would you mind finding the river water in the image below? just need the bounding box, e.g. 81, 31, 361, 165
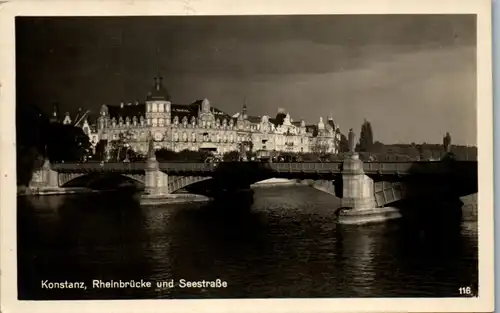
17, 186, 478, 299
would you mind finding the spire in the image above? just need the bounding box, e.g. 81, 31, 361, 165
242, 96, 248, 118
146, 44, 171, 101
154, 75, 163, 91
156, 45, 161, 75
50, 103, 60, 123
154, 44, 163, 91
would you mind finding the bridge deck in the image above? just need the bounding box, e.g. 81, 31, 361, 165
51, 160, 477, 176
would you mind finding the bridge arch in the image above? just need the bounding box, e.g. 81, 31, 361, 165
168, 176, 213, 193
59, 172, 145, 188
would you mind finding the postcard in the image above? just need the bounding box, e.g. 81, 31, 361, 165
0, 0, 494, 312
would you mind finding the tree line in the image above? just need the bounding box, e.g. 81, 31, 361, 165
17, 103, 92, 186
351, 120, 476, 161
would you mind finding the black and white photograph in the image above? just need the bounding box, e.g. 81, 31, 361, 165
0, 0, 494, 312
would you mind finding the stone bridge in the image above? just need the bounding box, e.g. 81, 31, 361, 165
29, 153, 477, 225
54, 171, 212, 195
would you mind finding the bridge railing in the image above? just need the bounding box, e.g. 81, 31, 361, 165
159, 162, 216, 172
51, 160, 476, 177
363, 162, 414, 173
52, 162, 147, 171
52, 162, 218, 173
271, 162, 343, 172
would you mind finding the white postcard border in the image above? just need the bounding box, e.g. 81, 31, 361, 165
0, 0, 493, 312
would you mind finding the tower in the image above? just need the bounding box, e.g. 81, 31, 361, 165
242, 103, 248, 120
50, 103, 60, 123
145, 75, 171, 141
242, 97, 248, 120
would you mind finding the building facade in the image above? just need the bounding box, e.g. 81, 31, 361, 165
65, 76, 342, 157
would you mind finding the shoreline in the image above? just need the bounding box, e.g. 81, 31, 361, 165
17, 185, 478, 220
17, 186, 97, 196
250, 178, 299, 188
19, 178, 301, 196
138, 193, 211, 205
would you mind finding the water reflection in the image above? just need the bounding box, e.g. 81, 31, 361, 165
17, 186, 478, 299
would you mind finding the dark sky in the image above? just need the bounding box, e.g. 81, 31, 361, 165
16, 15, 476, 145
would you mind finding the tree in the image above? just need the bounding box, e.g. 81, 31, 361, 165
443, 132, 452, 153
46, 123, 91, 163
155, 148, 210, 162
223, 150, 240, 162
108, 131, 133, 162
93, 140, 108, 161
311, 139, 329, 155
338, 134, 349, 153
371, 141, 385, 154
358, 119, 374, 152
177, 149, 210, 161
16, 103, 92, 184
246, 150, 257, 160
16, 103, 49, 185
156, 148, 179, 161
299, 152, 318, 162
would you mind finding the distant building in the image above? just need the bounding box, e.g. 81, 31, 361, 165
60, 76, 342, 156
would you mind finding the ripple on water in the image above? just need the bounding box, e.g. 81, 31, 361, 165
17, 186, 478, 299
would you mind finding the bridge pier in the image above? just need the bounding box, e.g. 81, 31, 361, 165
138, 155, 209, 205
140, 156, 172, 204
23, 159, 92, 196
337, 153, 401, 225
30, 159, 60, 189
144, 158, 170, 196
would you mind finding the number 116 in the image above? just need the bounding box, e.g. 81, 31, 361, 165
459, 287, 472, 295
